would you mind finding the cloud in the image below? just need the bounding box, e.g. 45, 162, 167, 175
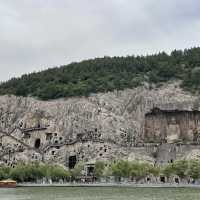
0, 0, 200, 81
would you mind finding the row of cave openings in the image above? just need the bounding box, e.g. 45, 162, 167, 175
33, 138, 77, 170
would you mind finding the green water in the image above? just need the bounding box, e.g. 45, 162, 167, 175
0, 187, 200, 200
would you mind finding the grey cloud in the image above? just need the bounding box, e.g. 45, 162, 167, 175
0, 0, 200, 81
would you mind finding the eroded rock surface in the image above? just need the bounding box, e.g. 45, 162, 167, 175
0, 82, 200, 168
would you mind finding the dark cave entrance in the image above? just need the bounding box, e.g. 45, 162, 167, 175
68, 156, 77, 169
87, 165, 94, 176
34, 138, 41, 149
175, 177, 179, 184
160, 176, 166, 183
147, 177, 151, 182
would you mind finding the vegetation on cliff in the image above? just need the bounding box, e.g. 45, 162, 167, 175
94, 160, 200, 181
0, 163, 70, 182
0, 47, 200, 100
1, 160, 200, 183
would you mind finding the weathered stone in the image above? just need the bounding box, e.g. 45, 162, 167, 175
0, 81, 200, 167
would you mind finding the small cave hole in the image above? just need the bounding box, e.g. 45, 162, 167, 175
160, 176, 166, 183
175, 178, 179, 183
34, 138, 41, 149
87, 166, 94, 176
37, 123, 41, 128
68, 156, 77, 169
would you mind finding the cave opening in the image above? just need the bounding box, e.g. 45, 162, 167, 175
147, 177, 151, 182
34, 138, 41, 149
68, 156, 77, 169
175, 178, 179, 184
87, 165, 94, 176
160, 176, 166, 183
46, 133, 53, 141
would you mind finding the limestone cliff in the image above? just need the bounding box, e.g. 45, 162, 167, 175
0, 81, 200, 168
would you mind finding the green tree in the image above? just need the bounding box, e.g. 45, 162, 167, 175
130, 162, 150, 179
0, 166, 10, 180
71, 162, 84, 180
111, 160, 131, 178
94, 161, 105, 178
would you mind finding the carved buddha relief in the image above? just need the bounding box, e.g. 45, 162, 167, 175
166, 117, 180, 143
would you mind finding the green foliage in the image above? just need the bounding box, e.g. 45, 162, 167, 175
94, 161, 105, 178
0, 166, 10, 180
182, 67, 200, 92
1, 163, 70, 182
102, 164, 113, 177
2, 160, 200, 182
47, 165, 70, 182
1, 47, 200, 100
130, 162, 160, 179
162, 160, 200, 180
130, 162, 147, 178
111, 161, 160, 179
146, 164, 161, 177
71, 162, 84, 179
188, 160, 200, 179
112, 160, 132, 178
162, 164, 175, 178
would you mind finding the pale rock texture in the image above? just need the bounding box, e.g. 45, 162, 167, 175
0, 81, 200, 167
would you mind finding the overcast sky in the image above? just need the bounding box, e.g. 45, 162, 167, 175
0, 0, 200, 81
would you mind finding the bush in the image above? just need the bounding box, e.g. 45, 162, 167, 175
94, 161, 105, 178
111, 160, 132, 178
2, 160, 200, 182
162, 160, 200, 180
8, 163, 70, 183
0, 166, 10, 180
71, 162, 84, 180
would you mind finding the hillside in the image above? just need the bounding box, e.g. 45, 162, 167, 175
0, 47, 200, 100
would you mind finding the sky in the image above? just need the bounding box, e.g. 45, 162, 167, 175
0, 0, 200, 81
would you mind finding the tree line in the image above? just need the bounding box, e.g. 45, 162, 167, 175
0, 47, 200, 100
1, 160, 200, 182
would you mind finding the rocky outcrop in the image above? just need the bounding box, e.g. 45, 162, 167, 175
0, 81, 200, 168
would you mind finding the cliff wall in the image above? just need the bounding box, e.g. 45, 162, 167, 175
0, 81, 200, 168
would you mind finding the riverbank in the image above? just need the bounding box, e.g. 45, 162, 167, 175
17, 183, 200, 188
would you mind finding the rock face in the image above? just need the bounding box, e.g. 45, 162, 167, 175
0, 81, 200, 168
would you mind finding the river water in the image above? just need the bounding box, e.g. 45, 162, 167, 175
0, 187, 200, 200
